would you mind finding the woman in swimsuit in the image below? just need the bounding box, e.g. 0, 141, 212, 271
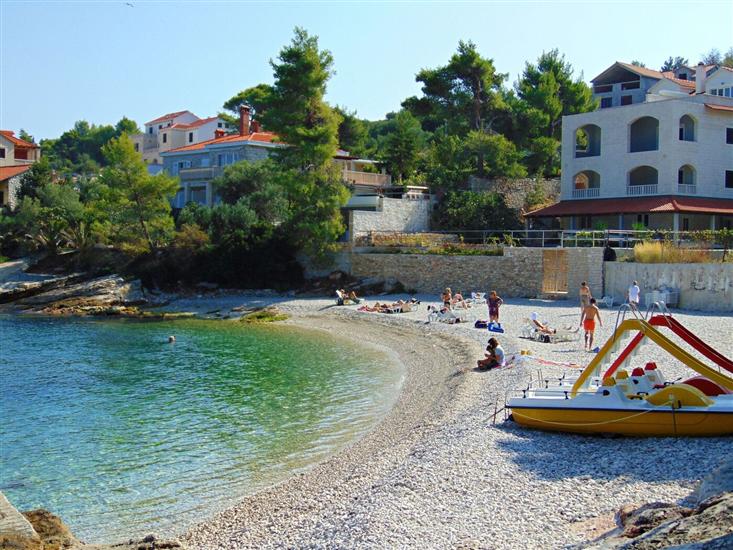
441, 287, 452, 309
579, 281, 592, 313
487, 290, 503, 323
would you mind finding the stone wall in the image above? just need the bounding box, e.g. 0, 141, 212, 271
566, 248, 605, 300
467, 177, 560, 210
604, 261, 733, 311
350, 197, 431, 239
350, 247, 543, 296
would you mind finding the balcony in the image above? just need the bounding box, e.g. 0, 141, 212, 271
179, 167, 222, 181
342, 169, 391, 186
677, 184, 697, 195
626, 184, 658, 196
571, 187, 600, 199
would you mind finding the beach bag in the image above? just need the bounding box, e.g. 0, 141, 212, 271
474, 320, 488, 329
488, 322, 504, 333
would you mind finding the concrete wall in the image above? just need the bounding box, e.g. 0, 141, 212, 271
350, 197, 431, 238
349, 247, 603, 298
604, 261, 733, 311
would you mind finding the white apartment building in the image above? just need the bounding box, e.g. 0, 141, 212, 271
528, 63, 733, 231
130, 110, 232, 172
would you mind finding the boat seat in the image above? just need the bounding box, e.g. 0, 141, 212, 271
632, 367, 645, 377
646, 384, 714, 408
683, 376, 731, 397
616, 370, 629, 380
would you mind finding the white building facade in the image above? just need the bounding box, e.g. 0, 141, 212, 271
529, 64, 733, 231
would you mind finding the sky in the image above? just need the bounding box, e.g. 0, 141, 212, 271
1, 0, 732, 141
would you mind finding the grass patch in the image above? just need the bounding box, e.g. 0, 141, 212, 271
633, 241, 712, 263
0, 255, 10, 264
240, 307, 289, 323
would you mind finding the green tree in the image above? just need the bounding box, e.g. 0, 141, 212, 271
265, 27, 348, 255
212, 159, 288, 222
526, 136, 560, 177
18, 157, 54, 200
18, 129, 34, 143
465, 131, 526, 179
724, 48, 733, 68
380, 110, 425, 183
221, 83, 275, 126
115, 117, 141, 135
701, 48, 722, 65
95, 135, 179, 253
432, 191, 521, 230
630, 60, 647, 68
335, 106, 368, 156
516, 49, 596, 140
660, 56, 689, 71
421, 135, 473, 192
403, 40, 507, 138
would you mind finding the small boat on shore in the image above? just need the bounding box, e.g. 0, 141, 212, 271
507, 308, 733, 437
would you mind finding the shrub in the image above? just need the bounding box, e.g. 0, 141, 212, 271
633, 241, 711, 263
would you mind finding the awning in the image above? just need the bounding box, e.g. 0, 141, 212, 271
705, 103, 733, 113
526, 195, 733, 218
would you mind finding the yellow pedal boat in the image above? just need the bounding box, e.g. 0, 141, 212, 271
507, 316, 733, 437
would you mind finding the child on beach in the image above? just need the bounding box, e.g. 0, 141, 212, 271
580, 298, 603, 351
487, 290, 503, 323
477, 337, 505, 370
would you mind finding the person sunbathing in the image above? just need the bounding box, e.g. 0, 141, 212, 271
530, 312, 556, 334
451, 291, 469, 309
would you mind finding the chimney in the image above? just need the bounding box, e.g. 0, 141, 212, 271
251, 120, 261, 133
239, 104, 251, 135
695, 62, 706, 94
214, 128, 226, 139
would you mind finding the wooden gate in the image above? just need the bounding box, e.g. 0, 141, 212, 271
542, 249, 568, 294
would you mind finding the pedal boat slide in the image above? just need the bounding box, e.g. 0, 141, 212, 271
507, 310, 733, 436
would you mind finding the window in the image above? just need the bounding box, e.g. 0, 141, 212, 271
159, 125, 163, 130
162, 133, 167, 143
0, 191, 4, 204
682, 218, 689, 231
637, 214, 649, 226
727, 128, 733, 144
600, 97, 612, 109
0, 148, 5, 158
134, 143, 139, 152
217, 122, 223, 128
148, 127, 153, 134
201, 157, 210, 167
630, 117, 659, 152
679, 115, 695, 142
727, 170, 733, 189
621, 95, 632, 106
188, 132, 193, 143
678, 169, 683, 185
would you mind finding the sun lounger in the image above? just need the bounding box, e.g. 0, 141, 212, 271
599, 295, 614, 308
470, 292, 486, 305
427, 305, 466, 324
521, 317, 579, 343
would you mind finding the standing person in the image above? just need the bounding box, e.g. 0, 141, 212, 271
580, 298, 603, 351
477, 337, 505, 370
627, 280, 641, 311
487, 290, 503, 324
441, 287, 452, 310
579, 281, 592, 312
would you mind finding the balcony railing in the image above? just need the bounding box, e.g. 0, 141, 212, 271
179, 166, 222, 181
677, 184, 697, 195
342, 170, 391, 186
571, 187, 600, 199
627, 184, 658, 196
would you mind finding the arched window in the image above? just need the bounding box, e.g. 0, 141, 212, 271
677, 164, 696, 187
679, 115, 696, 142
628, 166, 658, 192
572, 170, 600, 198
575, 124, 602, 158
629, 116, 659, 152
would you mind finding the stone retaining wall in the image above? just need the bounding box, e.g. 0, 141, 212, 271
604, 261, 733, 311
350, 197, 431, 238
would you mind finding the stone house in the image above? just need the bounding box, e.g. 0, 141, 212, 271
0, 130, 41, 209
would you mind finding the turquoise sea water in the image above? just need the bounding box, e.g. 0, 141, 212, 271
0, 315, 402, 543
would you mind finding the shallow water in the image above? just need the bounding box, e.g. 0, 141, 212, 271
0, 315, 402, 543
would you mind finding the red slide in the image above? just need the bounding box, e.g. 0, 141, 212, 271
604, 314, 733, 378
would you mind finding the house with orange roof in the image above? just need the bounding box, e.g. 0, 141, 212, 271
0, 131, 41, 209
130, 110, 233, 171
527, 62, 733, 232
161, 105, 406, 210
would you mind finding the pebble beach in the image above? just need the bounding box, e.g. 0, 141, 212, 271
167, 294, 733, 549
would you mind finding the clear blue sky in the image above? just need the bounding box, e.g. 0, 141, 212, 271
1, 0, 731, 140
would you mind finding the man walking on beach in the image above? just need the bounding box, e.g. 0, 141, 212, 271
580, 298, 603, 351
627, 280, 641, 311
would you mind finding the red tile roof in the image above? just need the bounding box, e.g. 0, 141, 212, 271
146, 110, 194, 125
0, 130, 39, 149
659, 73, 696, 89
705, 103, 733, 113
166, 131, 280, 153
0, 165, 32, 181
526, 196, 733, 217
